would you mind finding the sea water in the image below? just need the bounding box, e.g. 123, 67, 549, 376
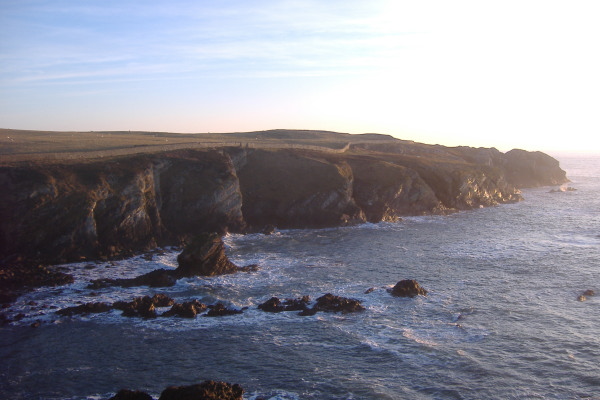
1, 155, 599, 400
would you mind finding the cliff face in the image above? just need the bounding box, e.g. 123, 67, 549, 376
235, 149, 365, 229
0, 150, 244, 264
0, 143, 568, 266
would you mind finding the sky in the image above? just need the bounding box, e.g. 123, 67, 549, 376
1, 0, 599, 153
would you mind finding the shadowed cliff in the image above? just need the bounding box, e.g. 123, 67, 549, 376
0, 130, 568, 267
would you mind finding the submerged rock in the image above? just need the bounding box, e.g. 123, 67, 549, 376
158, 380, 244, 400
389, 280, 428, 298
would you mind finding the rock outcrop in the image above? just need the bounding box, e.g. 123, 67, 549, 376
86, 233, 243, 291
389, 280, 428, 297
176, 233, 238, 277
299, 293, 365, 315
257, 296, 311, 313
159, 381, 244, 400
106, 381, 244, 400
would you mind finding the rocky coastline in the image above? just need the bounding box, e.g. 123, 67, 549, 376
0, 132, 568, 299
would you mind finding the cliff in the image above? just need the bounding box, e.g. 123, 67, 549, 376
0, 131, 568, 267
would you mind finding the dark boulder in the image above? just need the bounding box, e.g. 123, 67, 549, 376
176, 233, 238, 277
158, 380, 244, 400
57, 302, 112, 316
108, 389, 154, 400
162, 300, 207, 318
204, 302, 243, 317
302, 293, 365, 315
389, 279, 428, 297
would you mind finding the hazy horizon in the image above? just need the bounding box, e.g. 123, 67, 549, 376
2, 1, 599, 154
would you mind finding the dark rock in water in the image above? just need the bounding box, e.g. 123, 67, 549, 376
176, 233, 238, 277
0, 264, 74, 304
298, 307, 318, 316
162, 300, 208, 318
87, 234, 244, 290
131, 269, 178, 287
57, 302, 112, 316
389, 279, 428, 298
159, 380, 244, 400
108, 389, 153, 400
204, 302, 243, 317
578, 290, 595, 302
258, 296, 311, 313
257, 296, 283, 312
282, 296, 311, 311
151, 293, 176, 307
312, 293, 365, 314
364, 287, 375, 294
113, 294, 174, 319
88, 268, 177, 289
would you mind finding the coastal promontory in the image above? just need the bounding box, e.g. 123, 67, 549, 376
0, 129, 568, 268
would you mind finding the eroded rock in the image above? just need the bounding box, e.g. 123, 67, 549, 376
113, 294, 175, 319
158, 380, 244, 400
176, 233, 238, 277
162, 300, 208, 318
389, 280, 428, 298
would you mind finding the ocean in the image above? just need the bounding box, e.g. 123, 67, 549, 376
1, 154, 599, 400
